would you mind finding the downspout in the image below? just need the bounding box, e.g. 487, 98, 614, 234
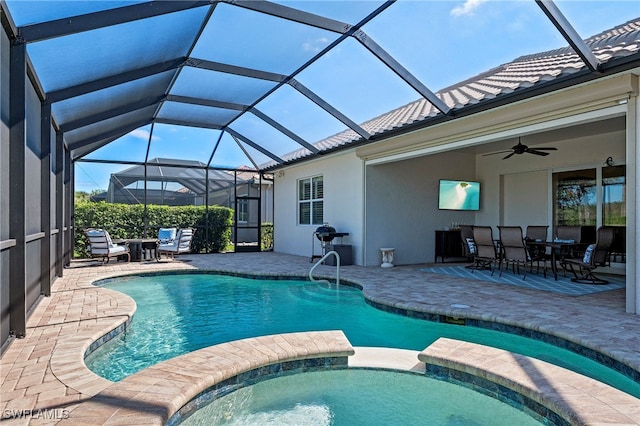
362, 159, 367, 266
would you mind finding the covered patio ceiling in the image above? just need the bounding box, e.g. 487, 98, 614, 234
2, 0, 638, 173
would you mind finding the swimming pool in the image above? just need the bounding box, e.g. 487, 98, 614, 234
85, 272, 640, 397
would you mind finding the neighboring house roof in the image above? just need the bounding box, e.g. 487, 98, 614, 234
265, 18, 640, 168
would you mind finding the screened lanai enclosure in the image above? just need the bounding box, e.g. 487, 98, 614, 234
85, 158, 274, 250
2, 0, 640, 344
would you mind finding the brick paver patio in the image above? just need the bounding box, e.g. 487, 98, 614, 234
1, 252, 638, 424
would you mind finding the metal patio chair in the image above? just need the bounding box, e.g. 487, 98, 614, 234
498, 226, 532, 280
562, 227, 615, 284
471, 226, 500, 275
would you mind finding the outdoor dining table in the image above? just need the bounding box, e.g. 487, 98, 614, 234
527, 240, 584, 280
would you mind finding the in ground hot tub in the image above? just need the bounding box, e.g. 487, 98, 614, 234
172, 368, 548, 426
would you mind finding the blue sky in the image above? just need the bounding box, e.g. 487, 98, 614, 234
57, 0, 639, 193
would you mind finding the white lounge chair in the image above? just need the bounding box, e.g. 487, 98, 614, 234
158, 228, 195, 259
85, 228, 130, 263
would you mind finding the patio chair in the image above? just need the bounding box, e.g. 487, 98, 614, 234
562, 226, 615, 284
498, 226, 533, 280
525, 225, 549, 276
555, 225, 587, 276
525, 225, 548, 242
556, 225, 585, 254
158, 228, 195, 259
459, 225, 476, 267
85, 228, 130, 263
471, 226, 500, 275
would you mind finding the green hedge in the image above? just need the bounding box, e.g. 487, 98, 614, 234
261, 223, 273, 251
74, 202, 233, 258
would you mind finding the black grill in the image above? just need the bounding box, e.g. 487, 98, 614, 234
315, 224, 337, 243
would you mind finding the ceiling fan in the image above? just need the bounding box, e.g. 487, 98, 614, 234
483, 138, 557, 160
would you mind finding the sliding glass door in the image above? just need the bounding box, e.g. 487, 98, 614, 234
552, 164, 626, 262
553, 168, 597, 227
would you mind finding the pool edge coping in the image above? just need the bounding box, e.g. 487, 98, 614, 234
419, 338, 640, 426
62, 330, 355, 425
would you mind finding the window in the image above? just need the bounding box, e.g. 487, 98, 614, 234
237, 198, 249, 223
298, 176, 323, 225
602, 165, 626, 226
553, 164, 626, 227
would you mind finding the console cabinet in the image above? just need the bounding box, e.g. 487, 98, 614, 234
434, 230, 463, 263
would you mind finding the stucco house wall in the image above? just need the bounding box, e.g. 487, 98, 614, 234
476, 127, 627, 229
364, 151, 476, 266
273, 151, 364, 264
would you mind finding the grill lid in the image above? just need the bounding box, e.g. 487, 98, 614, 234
315, 224, 337, 242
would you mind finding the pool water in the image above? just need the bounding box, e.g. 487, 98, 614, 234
86, 273, 640, 398
179, 369, 544, 426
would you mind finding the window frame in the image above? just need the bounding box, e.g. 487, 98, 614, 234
297, 175, 324, 226
236, 198, 249, 223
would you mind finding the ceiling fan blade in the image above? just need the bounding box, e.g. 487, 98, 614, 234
532, 147, 557, 151
526, 149, 550, 156
482, 150, 513, 157
502, 152, 516, 160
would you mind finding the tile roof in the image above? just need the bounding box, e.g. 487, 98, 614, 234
267, 18, 640, 168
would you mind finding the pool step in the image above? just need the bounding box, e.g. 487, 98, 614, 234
289, 283, 342, 302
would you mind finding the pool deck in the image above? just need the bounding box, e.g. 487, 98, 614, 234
1, 252, 639, 425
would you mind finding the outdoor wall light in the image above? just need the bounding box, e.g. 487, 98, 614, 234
604, 156, 614, 167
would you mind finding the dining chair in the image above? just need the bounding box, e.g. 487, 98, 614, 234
562, 226, 615, 284
555, 225, 587, 276
498, 226, 532, 280
556, 225, 586, 251
525, 225, 548, 242
471, 226, 499, 275
525, 225, 549, 276
459, 225, 475, 267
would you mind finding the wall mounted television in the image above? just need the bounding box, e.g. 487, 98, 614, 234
438, 179, 481, 211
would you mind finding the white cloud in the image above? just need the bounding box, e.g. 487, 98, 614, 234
303, 37, 330, 53
129, 128, 159, 141
451, 0, 488, 17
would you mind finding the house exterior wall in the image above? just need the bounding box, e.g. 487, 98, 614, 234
365, 151, 476, 266
273, 151, 363, 264
501, 170, 548, 231
272, 74, 638, 313
476, 129, 627, 228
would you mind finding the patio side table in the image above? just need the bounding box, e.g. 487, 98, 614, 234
127, 238, 160, 262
